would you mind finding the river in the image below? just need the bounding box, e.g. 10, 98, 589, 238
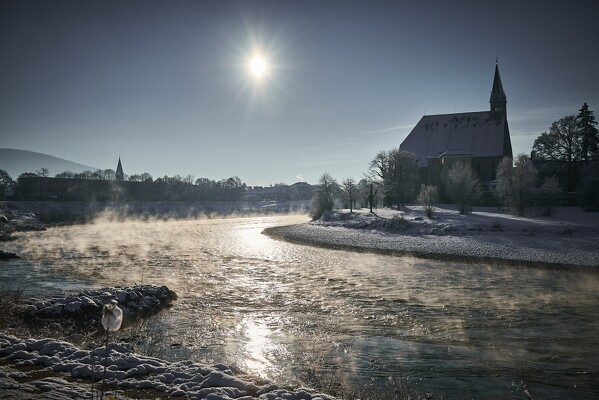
2, 214, 599, 399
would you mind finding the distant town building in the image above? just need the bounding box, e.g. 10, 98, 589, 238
116, 157, 124, 181
400, 62, 513, 194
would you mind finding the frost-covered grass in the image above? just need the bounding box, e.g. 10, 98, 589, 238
266, 205, 599, 268
0, 286, 24, 332
316, 204, 599, 235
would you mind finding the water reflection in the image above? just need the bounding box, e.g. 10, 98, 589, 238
2, 214, 599, 398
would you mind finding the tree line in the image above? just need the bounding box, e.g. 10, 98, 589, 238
310, 102, 598, 219
0, 168, 247, 202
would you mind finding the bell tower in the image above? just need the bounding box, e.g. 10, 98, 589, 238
490, 60, 507, 119
116, 157, 124, 181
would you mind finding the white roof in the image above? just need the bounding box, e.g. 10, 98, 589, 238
400, 111, 508, 167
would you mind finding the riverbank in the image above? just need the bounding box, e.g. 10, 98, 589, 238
0, 333, 334, 400
0, 284, 334, 400
264, 205, 599, 270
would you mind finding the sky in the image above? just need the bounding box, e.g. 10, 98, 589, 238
1, 0, 599, 186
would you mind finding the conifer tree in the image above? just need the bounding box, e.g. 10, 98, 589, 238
577, 102, 599, 161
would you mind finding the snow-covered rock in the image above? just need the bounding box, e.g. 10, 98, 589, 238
0, 333, 335, 400
22, 284, 178, 327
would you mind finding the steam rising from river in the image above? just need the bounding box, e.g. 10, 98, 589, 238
4, 214, 599, 398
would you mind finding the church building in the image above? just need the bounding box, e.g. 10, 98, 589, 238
400, 62, 513, 194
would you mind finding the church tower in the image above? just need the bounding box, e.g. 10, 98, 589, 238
489, 60, 507, 119
116, 157, 124, 181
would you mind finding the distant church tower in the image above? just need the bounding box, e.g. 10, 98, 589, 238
489, 60, 507, 119
116, 157, 124, 181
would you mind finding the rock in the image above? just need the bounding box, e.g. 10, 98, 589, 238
0, 250, 19, 261
80, 296, 97, 308
23, 284, 177, 329
64, 301, 82, 313
25, 305, 38, 314
117, 291, 128, 303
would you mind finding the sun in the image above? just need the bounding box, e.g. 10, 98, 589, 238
247, 53, 270, 81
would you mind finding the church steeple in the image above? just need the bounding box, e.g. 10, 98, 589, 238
490, 60, 507, 119
116, 157, 124, 181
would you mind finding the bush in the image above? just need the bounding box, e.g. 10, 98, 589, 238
417, 184, 438, 218
382, 215, 411, 232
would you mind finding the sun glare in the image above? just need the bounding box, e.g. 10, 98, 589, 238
248, 53, 270, 80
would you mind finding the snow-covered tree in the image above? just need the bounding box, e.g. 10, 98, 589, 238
447, 162, 481, 214
496, 154, 538, 216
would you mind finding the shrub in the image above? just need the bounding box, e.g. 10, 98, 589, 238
417, 184, 438, 218
382, 215, 411, 232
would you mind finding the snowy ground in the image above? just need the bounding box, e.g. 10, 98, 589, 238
265, 205, 599, 268
0, 333, 333, 400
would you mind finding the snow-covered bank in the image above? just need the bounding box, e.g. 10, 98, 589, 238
264, 206, 599, 269
0, 334, 333, 400
1, 284, 334, 399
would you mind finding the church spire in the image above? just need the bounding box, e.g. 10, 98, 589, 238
490, 60, 507, 118
116, 157, 124, 181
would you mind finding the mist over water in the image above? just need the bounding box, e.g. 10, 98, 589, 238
3, 214, 599, 398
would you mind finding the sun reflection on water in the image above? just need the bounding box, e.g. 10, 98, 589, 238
240, 316, 279, 378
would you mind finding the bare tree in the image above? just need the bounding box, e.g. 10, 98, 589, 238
97, 169, 116, 180
128, 174, 143, 182
309, 172, 340, 220
36, 168, 49, 177
447, 162, 482, 214
538, 175, 562, 216
496, 154, 538, 216
140, 172, 153, 182
532, 115, 581, 191
341, 177, 358, 212
55, 171, 75, 179
0, 170, 15, 199
368, 148, 419, 207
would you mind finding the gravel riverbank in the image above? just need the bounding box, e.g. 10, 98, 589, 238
264, 206, 599, 270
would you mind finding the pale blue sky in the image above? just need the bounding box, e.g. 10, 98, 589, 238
1, 0, 598, 185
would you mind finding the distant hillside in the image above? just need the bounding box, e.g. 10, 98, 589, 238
0, 149, 98, 179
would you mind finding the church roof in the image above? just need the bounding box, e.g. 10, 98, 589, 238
400, 111, 507, 167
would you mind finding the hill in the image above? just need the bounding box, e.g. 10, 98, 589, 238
0, 149, 98, 179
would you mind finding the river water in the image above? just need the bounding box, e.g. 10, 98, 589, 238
2, 214, 599, 399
